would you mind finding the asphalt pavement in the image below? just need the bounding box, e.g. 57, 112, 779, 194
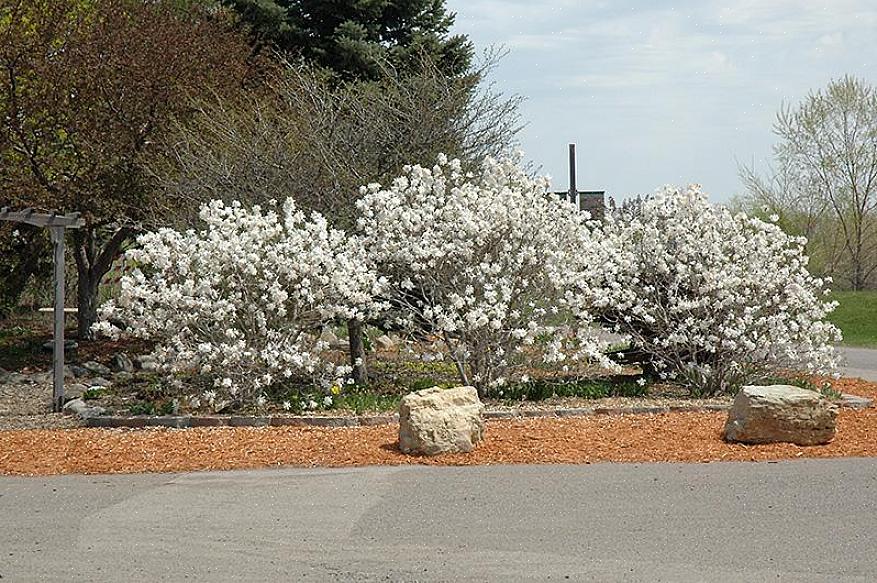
840, 346, 877, 381
3, 459, 877, 582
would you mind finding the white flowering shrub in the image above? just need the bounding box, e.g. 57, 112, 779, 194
583, 185, 841, 395
357, 155, 613, 395
94, 199, 386, 405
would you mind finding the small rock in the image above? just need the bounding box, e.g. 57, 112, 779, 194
374, 334, 396, 351
65, 383, 88, 399
399, 386, 485, 455
68, 365, 90, 378
41, 339, 78, 352
840, 394, 873, 410
29, 372, 52, 385
88, 377, 113, 388
319, 328, 340, 345
140, 358, 159, 372
82, 361, 111, 376
135, 355, 160, 372
62, 398, 105, 419
320, 327, 350, 349
724, 385, 837, 446
110, 353, 134, 373
62, 398, 84, 412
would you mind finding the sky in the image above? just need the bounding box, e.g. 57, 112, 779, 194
445, 0, 877, 202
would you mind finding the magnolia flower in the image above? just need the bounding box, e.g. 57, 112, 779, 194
579, 184, 840, 395
357, 154, 613, 394
93, 197, 387, 405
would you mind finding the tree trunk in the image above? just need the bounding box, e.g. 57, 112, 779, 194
72, 226, 131, 340
347, 318, 368, 386
75, 268, 101, 339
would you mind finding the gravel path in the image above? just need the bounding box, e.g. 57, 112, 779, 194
0, 378, 82, 430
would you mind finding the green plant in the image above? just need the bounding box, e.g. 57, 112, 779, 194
497, 377, 648, 404
819, 384, 844, 400
330, 392, 401, 414
128, 398, 176, 415
81, 387, 106, 400
761, 375, 819, 391
128, 401, 157, 415
408, 378, 444, 391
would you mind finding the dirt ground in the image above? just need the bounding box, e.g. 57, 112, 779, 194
1, 376, 874, 477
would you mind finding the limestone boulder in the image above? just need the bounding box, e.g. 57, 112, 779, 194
724, 385, 838, 446
399, 386, 484, 455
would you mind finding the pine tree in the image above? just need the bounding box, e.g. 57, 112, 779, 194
223, 0, 473, 79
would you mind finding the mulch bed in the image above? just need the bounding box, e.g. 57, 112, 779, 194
1, 376, 875, 477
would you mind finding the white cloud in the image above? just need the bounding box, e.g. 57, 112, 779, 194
446, 0, 877, 200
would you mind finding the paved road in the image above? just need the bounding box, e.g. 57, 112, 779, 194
3, 459, 877, 582
840, 347, 877, 381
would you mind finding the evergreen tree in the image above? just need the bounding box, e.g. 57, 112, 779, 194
223, 0, 473, 79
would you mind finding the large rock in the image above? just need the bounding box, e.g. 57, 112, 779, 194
399, 386, 484, 455
724, 385, 838, 446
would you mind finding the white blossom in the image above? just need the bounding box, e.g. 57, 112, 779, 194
357, 154, 613, 394
578, 184, 841, 395
94, 198, 386, 403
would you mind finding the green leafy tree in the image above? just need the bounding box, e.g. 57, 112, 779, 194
223, 0, 472, 80
740, 76, 877, 290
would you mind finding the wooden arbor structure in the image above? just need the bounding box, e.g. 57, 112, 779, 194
1, 207, 84, 411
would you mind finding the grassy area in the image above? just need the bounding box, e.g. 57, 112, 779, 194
828, 291, 877, 348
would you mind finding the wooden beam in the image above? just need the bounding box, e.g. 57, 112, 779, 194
0, 207, 84, 228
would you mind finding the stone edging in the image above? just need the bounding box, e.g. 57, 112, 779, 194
81, 393, 873, 429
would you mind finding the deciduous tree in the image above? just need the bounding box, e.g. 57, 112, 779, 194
0, 0, 255, 337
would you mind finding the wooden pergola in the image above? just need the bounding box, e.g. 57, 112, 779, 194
1, 207, 85, 411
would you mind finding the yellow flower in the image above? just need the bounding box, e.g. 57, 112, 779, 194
330, 384, 341, 395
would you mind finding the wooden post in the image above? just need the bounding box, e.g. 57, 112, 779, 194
2, 208, 83, 412
50, 226, 66, 412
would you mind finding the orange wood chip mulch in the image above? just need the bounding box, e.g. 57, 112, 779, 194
1, 377, 876, 477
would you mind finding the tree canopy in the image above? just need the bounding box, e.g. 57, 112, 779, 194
740, 76, 877, 290
222, 0, 473, 80
0, 0, 256, 336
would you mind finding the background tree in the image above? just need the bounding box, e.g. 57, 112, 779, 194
222, 0, 472, 80
0, 226, 50, 318
152, 54, 520, 228
737, 157, 845, 279
0, 0, 255, 337
740, 76, 877, 290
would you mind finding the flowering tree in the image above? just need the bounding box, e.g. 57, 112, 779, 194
95, 199, 386, 406
357, 155, 613, 395
584, 185, 841, 395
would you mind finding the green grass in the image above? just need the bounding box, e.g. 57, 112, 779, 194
828, 291, 877, 348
